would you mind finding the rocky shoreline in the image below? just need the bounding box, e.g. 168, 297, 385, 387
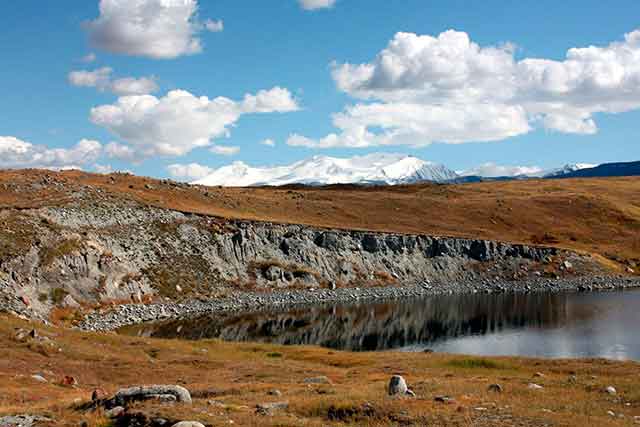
79, 275, 640, 332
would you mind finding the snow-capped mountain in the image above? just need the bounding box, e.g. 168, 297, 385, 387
194, 154, 458, 187
542, 163, 599, 178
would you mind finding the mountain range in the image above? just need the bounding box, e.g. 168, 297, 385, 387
194, 154, 639, 187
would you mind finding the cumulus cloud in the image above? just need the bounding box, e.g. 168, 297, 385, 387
460, 163, 544, 178
291, 28, 640, 148
69, 67, 158, 95
90, 87, 299, 159
85, 0, 222, 59
0, 136, 102, 170
104, 141, 138, 162
298, 0, 336, 10
167, 163, 215, 180
260, 138, 276, 147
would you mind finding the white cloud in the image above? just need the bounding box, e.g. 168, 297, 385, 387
167, 163, 215, 180
94, 164, 113, 174
460, 163, 544, 178
90, 87, 299, 159
204, 19, 224, 32
260, 138, 276, 147
241, 87, 300, 113
288, 102, 529, 148
68, 67, 113, 91
104, 141, 138, 162
292, 28, 640, 148
68, 68, 158, 95
210, 145, 240, 156
110, 77, 159, 96
298, 0, 336, 10
85, 0, 220, 59
0, 136, 102, 169
81, 52, 97, 63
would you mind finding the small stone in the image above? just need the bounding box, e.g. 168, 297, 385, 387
607, 411, 616, 417
256, 401, 289, 416
267, 389, 282, 397
488, 384, 503, 393
31, 374, 47, 383
304, 376, 332, 385
61, 376, 78, 386
533, 372, 545, 378
388, 375, 408, 396
434, 395, 456, 404
528, 383, 543, 390
172, 423, 205, 427
605, 386, 617, 395
92, 388, 107, 401
105, 406, 125, 418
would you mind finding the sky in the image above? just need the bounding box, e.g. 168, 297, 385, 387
1, 0, 640, 180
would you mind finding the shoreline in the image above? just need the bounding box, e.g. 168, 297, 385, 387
79, 275, 640, 332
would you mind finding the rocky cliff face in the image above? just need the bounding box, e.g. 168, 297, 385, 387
0, 199, 599, 319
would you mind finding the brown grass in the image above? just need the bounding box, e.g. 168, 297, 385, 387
1, 315, 639, 426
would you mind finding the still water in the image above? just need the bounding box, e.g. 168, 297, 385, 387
123, 289, 640, 360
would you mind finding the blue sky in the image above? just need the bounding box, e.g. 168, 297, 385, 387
1, 0, 640, 179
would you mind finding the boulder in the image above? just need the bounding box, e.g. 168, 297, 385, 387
488, 384, 503, 393
388, 375, 408, 396
264, 265, 283, 282
112, 385, 192, 407
105, 406, 125, 418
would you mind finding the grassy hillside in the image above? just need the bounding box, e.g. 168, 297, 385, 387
2, 314, 639, 426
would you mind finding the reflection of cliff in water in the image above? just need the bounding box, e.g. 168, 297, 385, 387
127, 292, 572, 351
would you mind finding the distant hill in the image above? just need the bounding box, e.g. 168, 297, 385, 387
552, 161, 640, 179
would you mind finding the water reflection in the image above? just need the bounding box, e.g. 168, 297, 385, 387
122, 289, 640, 360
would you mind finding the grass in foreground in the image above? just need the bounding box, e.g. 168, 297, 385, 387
1, 315, 639, 426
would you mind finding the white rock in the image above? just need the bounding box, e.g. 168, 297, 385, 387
388, 375, 408, 396
605, 386, 617, 395
31, 374, 47, 383
172, 423, 205, 427
528, 383, 543, 390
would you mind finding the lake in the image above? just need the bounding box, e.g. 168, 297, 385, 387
122, 289, 640, 360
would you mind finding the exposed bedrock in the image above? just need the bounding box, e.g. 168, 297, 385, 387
0, 202, 600, 319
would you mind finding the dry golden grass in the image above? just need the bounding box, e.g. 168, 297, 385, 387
1, 314, 639, 426
2, 169, 640, 272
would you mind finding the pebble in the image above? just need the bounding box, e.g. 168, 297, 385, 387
528, 383, 543, 390
31, 375, 47, 383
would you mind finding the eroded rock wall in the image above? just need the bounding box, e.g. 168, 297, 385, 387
0, 201, 596, 319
